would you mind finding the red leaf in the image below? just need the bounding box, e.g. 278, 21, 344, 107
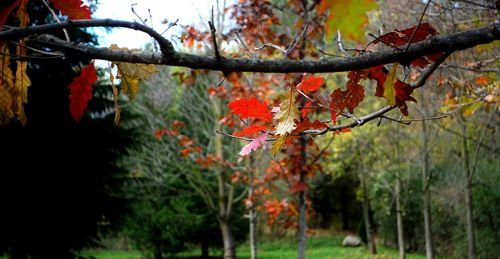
293, 119, 328, 133
329, 71, 365, 124
50, 0, 92, 20
228, 97, 272, 122
373, 23, 438, 46
297, 74, 324, 93
69, 64, 97, 122
373, 23, 442, 67
370, 66, 416, 116
233, 125, 268, 137
300, 101, 314, 119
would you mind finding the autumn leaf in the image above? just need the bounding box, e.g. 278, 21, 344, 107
228, 97, 273, 122
233, 125, 268, 137
49, 0, 92, 20
115, 62, 158, 100
383, 63, 398, 106
0, 87, 13, 126
373, 23, 442, 67
239, 133, 268, 156
69, 64, 97, 122
296, 74, 324, 93
274, 90, 299, 135
373, 23, 438, 46
272, 134, 287, 156
0, 43, 15, 126
329, 71, 365, 124
293, 119, 328, 133
12, 60, 31, 125
318, 0, 378, 42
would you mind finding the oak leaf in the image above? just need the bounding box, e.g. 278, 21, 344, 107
49, 0, 92, 20
228, 97, 273, 122
69, 64, 97, 122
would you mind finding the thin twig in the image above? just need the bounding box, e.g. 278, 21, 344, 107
381, 114, 448, 125
404, 0, 432, 52
208, 6, 221, 62
215, 130, 275, 142
285, 25, 308, 57
40, 0, 70, 42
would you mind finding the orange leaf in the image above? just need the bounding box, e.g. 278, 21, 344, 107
297, 74, 324, 93
475, 76, 489, 86
228, 97, 272, 122
69, 64, 97, 122
50, 0, 92, 20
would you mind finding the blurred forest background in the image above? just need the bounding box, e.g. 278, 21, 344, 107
0, 0, 498, 259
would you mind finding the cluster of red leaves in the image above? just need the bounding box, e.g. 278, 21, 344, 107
68, 64, 97, 122
372, 23, 443, 67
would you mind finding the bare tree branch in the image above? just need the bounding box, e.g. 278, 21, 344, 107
0, 19, 496, 73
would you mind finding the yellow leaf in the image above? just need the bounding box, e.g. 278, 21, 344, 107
461, 101, 482, 117
110, 44, 158, 100
272, 135, 287, 157
319, 0, 378, 43
383, 63, 398, 107
274, 90, 299, 136
0, 43, 15, 126
115, 63, 158, 100
0, 86, 14, 126
12, 60, 31, 125
0, 43, 14, 89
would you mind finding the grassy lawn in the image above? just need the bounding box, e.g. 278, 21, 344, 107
81, 236, 426, 259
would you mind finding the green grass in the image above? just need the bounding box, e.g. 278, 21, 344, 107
81, 236, 427, 259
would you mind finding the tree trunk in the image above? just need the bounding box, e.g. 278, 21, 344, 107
459, 114, 476, 259
361, 174, 377, 254
201, 239, 209, 259
248, 156, 258, 259
297, 137, 307, 259
219, 218, 236, 259
395, 170, 405, 259
421, 119, 434, 259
